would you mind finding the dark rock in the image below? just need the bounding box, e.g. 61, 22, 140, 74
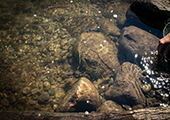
38, 92, 50, 103
130, 0, 170, 30
1, 98, 9, 107
75, 32, 120, 78
9, 95, 16, 104
119, 26, 159, 65
57, 77, 101, 112
105, 62, 146, 108
97, 100, 123, 112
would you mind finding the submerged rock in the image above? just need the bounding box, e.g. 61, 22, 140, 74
1, 98, 9, 107
130, 0, 170, 30
31, 88, 39, 95
43, 81, 51, 91
22, 87, 31, 95
101, 19, 120, 36
57, 77, 101, 112
96, 100, 123, 112
38, 92, 50, 103
75, 32, 120, 78
105, 62, 146, 108
119, 26, 159, 66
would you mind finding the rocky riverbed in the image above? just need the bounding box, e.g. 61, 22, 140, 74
0, 0, 169, 115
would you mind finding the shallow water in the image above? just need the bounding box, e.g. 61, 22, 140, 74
0, 0, 167, 112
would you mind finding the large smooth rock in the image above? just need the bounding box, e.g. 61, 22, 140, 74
119, 26, 159, 65
105, 62, 146, 108
76, 32, 120, 78
57, 77, 101, 112
130, 0, 170, 30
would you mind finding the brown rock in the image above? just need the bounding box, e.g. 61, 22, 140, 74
97, 100, 123, 112
57, 77, 101, 112
77, 32, 120, 78
54, 87, 65, 104
130, 0, 170, 30
119, 26, 159, 65
105, 62, 146, 108
101, 1, 131, 25
101, 19, 120, 36
43, 81, 51, 91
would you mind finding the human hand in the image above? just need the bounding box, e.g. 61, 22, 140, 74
158, 33, 170, 58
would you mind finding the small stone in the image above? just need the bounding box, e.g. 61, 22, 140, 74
54, 87, 65, 100
113, 14, 118, 18
1, 98, 9, 106
53, 104, 58, 110
28, 99, 37, 105
85, 111, 89, 115
36, 36, 41, 41
31, 88, 39, 94
22, 87, 31, 95
43, 81, 51, 91
9, 95, 16, 103
49, 89, 55, 96
38, 92, 50, 103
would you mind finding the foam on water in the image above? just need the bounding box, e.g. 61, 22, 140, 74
139, 50, 170, 98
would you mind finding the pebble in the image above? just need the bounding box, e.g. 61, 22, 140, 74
22, 87, 31, 95
113, 14, 118, 18
31, 88, 39, 94
43, 81, 51, 91
49, 88, 55, 96
85, 111, 89, 115
38, 92, 50, 103
1, 98, 9, 106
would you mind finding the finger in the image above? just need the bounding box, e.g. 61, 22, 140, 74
160, 33, 170, 44
159, 38, 165, 44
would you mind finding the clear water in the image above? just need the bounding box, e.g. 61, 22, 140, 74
0, 0, 166, 112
